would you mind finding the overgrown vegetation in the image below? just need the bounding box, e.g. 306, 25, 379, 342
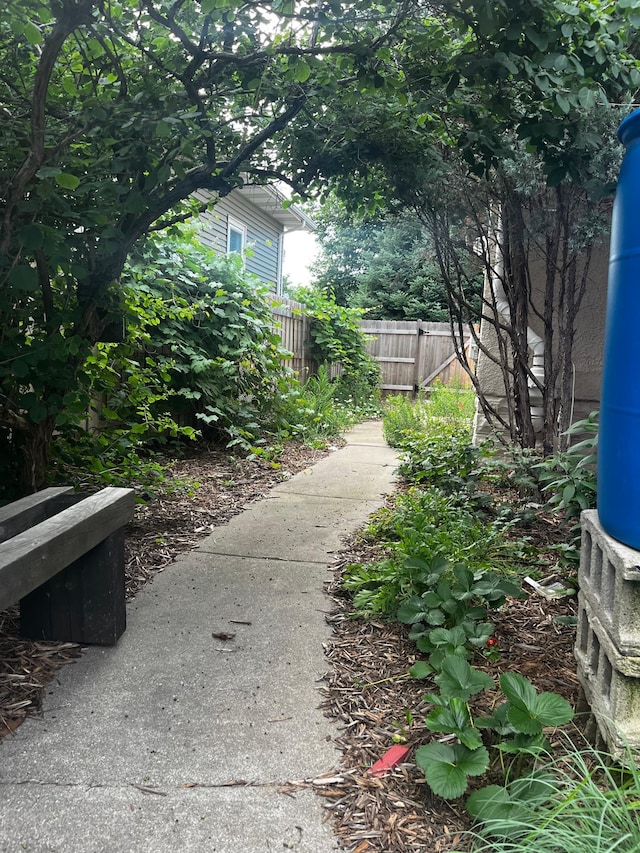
340, 391, 619, 848
1, 231, 378, 503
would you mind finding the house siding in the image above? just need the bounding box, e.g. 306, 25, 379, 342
194, 190, 283, 291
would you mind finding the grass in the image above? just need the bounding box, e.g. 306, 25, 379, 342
460, 737, 640, 853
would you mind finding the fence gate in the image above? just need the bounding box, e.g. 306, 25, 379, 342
359, 320, 475, 397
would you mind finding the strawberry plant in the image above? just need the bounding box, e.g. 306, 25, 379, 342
414, 659, 574, 800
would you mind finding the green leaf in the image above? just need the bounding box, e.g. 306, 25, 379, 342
415, 743, 465, 799
24, 22, 42, 44
101, 407, 120, 420
27, 400, 48, 423
507, 704, 544, 735
17, 225, 44, 250
456, 743, 490, 776
416, 742, 490, 799
435, 656, 494, 700
409, 660, 433, 679
546, 165, 567, 187
578, 87, 596, 109
397, 597, 428, 624
430, 626, 466, 647
293, 60, 311, 83
8, 265, 39, 291
500, 672, 537, 712
55, 173, 80, 190
530, 692, 574, 727
497, 732, 549, 756
426, 608, 446, 625
467, 784, 513, 822
524, 27, 549, 51
155, 120, 172, 138
12, 358, 30, 379
426, 696, 471, 732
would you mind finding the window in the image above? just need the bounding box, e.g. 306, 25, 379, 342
227, 218, 246, 256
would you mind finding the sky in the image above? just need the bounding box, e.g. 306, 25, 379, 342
282, 229, 319, 288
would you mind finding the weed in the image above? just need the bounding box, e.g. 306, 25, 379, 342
382, 394, 428, 447
534, 411, 598, 564
426, 379, 476, 422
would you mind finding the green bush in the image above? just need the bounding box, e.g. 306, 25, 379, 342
121, 231, 291, 450
291, 287, 381, 413
44, 232, 376, 493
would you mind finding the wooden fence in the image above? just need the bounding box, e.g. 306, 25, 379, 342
359, 320, 476, 398
268, 295, 315, 377
268, 302, 476, 397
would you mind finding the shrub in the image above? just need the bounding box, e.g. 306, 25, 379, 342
121, 231, 291, 450
291, 287, 381, 412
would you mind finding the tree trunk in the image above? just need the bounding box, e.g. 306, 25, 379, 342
503, 192, 536, 448
18, 414, 57, 495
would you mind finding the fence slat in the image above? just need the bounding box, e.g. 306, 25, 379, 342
359, 319, 476, 397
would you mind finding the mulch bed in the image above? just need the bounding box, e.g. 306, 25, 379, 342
316, 528, 580, 853
0, 437, 581, 852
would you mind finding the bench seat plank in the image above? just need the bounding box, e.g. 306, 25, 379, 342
0, 487, 134, 615
0, 487, 74, 544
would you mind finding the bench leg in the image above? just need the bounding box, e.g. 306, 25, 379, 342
20, 529, 127, 645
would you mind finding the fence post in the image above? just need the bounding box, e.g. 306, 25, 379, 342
412, 321, 428, 398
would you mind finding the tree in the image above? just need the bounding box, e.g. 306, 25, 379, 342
310, 197, 481, 320
0, 0, 407, 492
285, 0, 640, 450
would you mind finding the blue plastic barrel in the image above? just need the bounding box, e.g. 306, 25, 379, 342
598, 108, 640, 549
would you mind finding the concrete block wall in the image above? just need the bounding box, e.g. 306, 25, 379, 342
576, 510, 640, 757
579, 510, 640, 655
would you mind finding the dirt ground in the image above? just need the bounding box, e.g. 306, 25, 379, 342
0, 437, 579, 852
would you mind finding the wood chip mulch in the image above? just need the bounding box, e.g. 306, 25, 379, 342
316, 527, 580, 853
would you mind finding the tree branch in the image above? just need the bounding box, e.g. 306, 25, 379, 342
0, 0, 96, 254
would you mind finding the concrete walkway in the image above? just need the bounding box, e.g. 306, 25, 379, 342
0, 422, 397, 853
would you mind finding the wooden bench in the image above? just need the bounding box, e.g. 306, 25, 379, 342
0, 486, 135, 645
